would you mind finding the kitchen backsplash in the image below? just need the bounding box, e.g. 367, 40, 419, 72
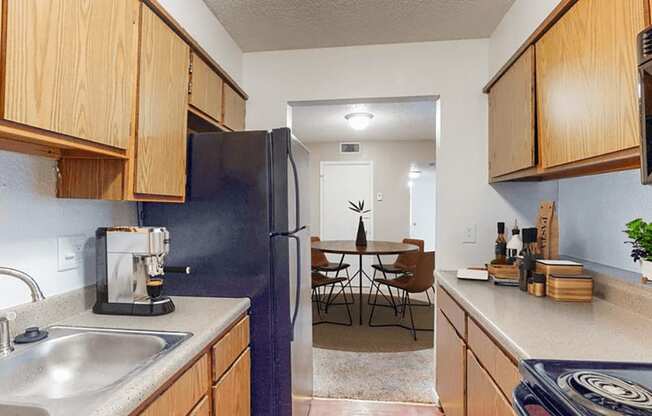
558, 169, 652, 273
0, 151, 136, 310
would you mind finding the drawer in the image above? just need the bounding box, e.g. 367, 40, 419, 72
213, 316, 250, 382
140, 354, 210, 416
467, 350, 516, 416
188, 395, 210, 416
467, 318, 520, 403
436, 285, 466, 338
213, 348, 251, 416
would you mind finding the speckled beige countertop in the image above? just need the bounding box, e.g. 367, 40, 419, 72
8, 296, 250, 416
436, 271, 652, 363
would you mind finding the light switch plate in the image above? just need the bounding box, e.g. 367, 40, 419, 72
463, 225, 477, 244
57, 235, 86, 271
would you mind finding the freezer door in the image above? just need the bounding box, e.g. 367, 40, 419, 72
288, 134, 313, 416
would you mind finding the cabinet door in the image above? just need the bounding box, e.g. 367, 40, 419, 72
4, 0, 139, 149
467, 350, 515, 416
136, 5, 190, 197
536, 0, 645, 168
489, 46, 536, 178
140, 355, 210, 416
190, 53, 223, 123
213, 349, 251, 416
436, 309, 466, 416
223, 83, 246, 131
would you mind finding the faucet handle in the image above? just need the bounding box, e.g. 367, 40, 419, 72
0, 311, 16, 322
0, 312, 15, 357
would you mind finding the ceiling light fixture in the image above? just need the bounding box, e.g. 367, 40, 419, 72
345, 112, 374, 131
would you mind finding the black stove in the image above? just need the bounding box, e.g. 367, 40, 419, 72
515, 360, 652, 416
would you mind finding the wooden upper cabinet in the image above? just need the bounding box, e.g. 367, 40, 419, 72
489, 46, 536, 178
4, 0, 139, 149
189, 53, 224, 123
136, 5, 190, 198
223, 83, 246, 131
436, 309, 466, 416
536, 0, 645, 168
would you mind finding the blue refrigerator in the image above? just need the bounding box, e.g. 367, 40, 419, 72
143, 128, 313, 416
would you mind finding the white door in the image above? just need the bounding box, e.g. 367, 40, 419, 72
409, 169, 436, 251
320, 161, 374, 286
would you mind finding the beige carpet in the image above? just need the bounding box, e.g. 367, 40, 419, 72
312, 291, 436, 403
313, 348, 436, 403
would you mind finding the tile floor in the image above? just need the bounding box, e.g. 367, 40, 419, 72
309, 398, 444, 416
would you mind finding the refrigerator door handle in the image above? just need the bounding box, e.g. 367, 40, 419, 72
288, 233, 301, 341
288, 137, 301, 231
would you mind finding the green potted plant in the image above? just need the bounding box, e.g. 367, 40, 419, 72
349, 200, 370, 247
624, 218, 652, 280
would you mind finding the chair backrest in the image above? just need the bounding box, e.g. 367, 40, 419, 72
395, 238, 424, 268
310, 236, 329, 268
404, 251, 435, 293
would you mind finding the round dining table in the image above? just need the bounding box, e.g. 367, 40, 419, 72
311, 240, 419, 325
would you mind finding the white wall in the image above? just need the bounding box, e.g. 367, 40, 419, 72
306, 140, 435, 244
0, 152, 135, 309
488, 0, 561, 76
158, 0, 243, 83
243, 40, 557, 270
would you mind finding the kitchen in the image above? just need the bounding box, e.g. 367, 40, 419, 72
1, 0, 652, 416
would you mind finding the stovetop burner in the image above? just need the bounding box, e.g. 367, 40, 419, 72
558, 371, 652, 416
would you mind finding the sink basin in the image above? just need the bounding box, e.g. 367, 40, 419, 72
0, 326, 191, 415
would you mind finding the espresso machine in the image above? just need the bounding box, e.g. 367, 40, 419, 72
93, 227, 189, 316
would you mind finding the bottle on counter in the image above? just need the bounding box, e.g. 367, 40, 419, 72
507, 220, 523, 260
532, 273, 546, 297
493, 222, 507, 265
519, 228, 538, 292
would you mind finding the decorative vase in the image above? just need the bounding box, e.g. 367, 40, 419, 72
641, 260, 652, 283
355, 216, 367, 247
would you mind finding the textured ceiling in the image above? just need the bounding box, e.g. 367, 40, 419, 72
202, 0, 515, 52
290, 97, 437, 143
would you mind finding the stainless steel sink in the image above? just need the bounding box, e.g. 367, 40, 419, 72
0, 325, 192, 416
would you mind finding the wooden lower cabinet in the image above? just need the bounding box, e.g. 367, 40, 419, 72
136, 315, 251, 416
467, 351, 515, 416
435, 309, 466, 416
188, 396, 211, 416
213, 349, 251, 416
140, 355, 210, 416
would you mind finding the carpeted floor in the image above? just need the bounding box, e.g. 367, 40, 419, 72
312, 291, 436, 403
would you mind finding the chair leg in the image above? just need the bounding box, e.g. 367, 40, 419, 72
368, 285, 381, 326
324, 283, 336, 314
341, 281, 353, 326
406, 293, 417, 341
346, 268, 355, 302
313, 288, 323, 319
425, 289, 432, 306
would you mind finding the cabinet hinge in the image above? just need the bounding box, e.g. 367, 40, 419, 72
188, 80, 192, 95
189, 61, 193, 74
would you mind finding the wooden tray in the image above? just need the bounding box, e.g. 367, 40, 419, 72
487, 263, 519, 281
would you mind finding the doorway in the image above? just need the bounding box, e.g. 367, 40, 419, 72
409, 167, 436, 252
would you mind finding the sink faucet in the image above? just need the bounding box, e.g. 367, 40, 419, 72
0, 267, 46, 357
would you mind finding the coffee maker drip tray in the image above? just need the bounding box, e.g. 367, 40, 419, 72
558, 371, 652, 416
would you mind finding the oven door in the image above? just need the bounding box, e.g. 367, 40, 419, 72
639, 60, 652, 184
514, 383, 557, 416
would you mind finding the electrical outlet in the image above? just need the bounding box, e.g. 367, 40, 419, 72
57, 235, 86, 271
463, 225, 477, 244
